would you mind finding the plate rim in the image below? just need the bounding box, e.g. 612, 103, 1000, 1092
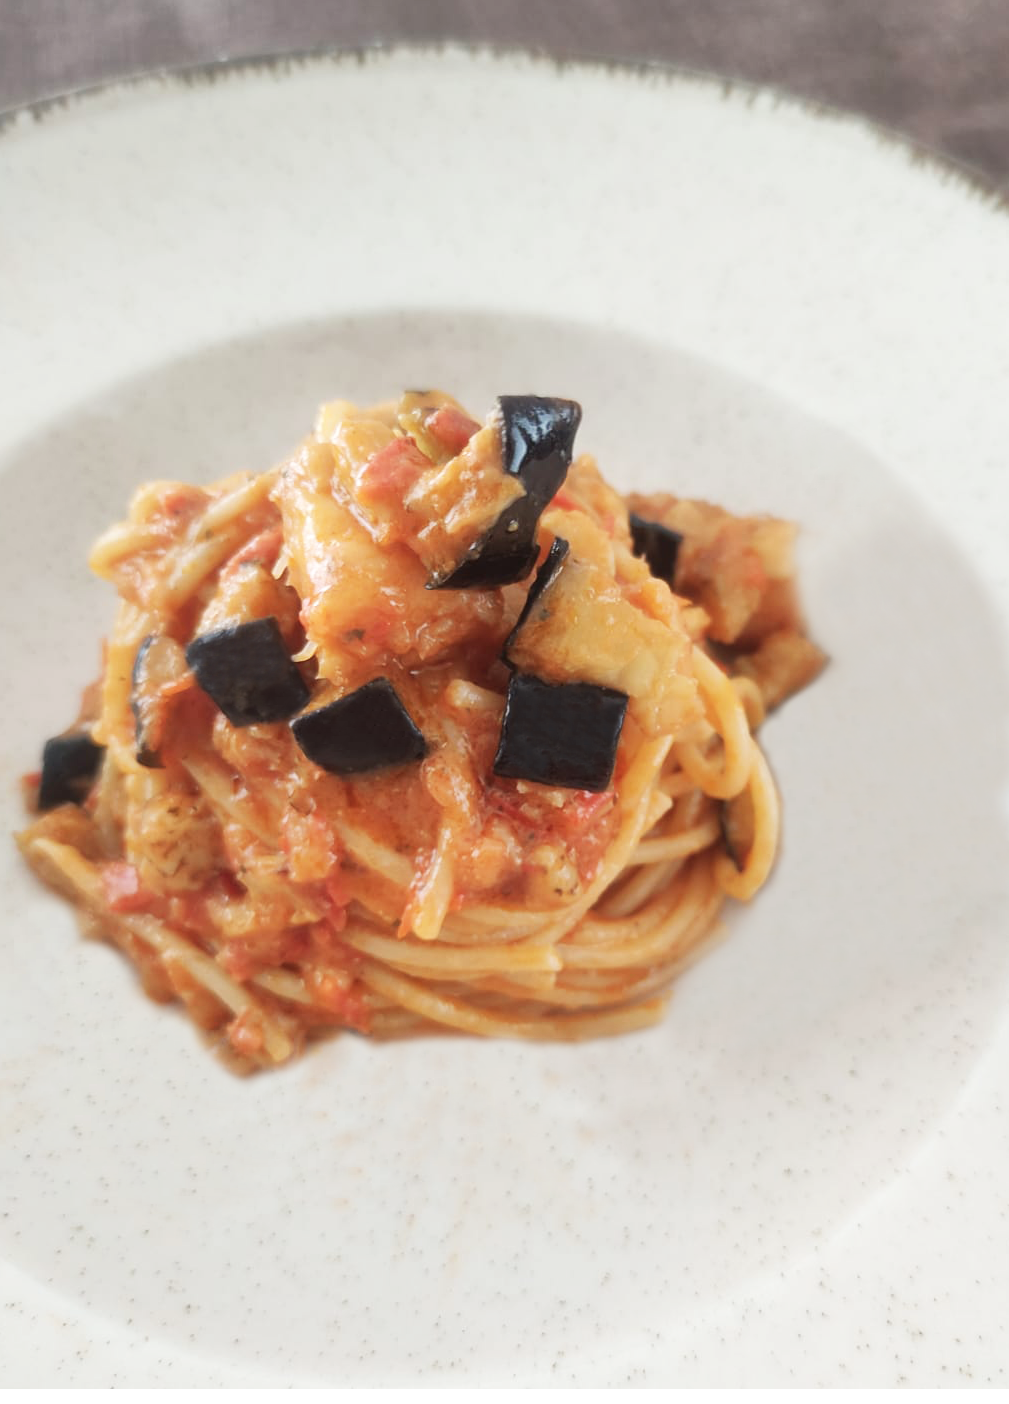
3, 40, 1007, 218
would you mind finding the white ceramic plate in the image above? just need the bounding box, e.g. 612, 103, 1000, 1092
2, 49, 1008, 1387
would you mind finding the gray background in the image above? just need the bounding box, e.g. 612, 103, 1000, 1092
2, 0, 1008, 185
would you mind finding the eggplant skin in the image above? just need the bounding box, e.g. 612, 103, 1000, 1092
131, 635, 160, 767
629, 513, 683, 586
291, 677, 428, 776
131, 633, 188, 768
492, 673, 628, 793
185, 617, 310, 728
498, 395, 582, 493
502, 536, 570, 667
38, 734, 104, 810
427, 534, 540, 591
429, 396, 581, 590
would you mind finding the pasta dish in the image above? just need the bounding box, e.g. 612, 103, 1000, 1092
18, 389, 825, 1069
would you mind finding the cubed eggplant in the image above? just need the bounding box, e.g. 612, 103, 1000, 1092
498, 394, 583, 491
492, 673, 628, 793
629, 513, 683, 586
38, 733, 104, 810
429, 396, 582, 589
131, 633, 188, 767
502, 537, 569, 667
291, 677, 427, 775
185, 617, 309, 728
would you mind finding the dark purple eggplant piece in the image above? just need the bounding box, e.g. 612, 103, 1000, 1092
291, 677, 427, 775
131, 634, 188, 768
629, 513, 683, 586
428, 396, 582, 589
492, 673, 627, 792
502, 537, 569, 668
498, 395, 582, 486
185, 617, 309, 728
38, 733, 104, 810
428, 526, 540, 590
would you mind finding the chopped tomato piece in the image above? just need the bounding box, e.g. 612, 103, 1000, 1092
325, 867, 351, 915
217, 942, 252, 980
161, 485, 209, 517
560, 790, 618, 831
102, 861, 152, 913
228, 1008, 265, 1057
308, 923, 360, 969
550, 489, 582, 512
356, 437, 431, 504
229, 526, 284, 570
340, 987, 371, 1033
486, 787, 536, 833
325, 902, 348, 935
426, 407, 481, 456
306, 969, 371, 1032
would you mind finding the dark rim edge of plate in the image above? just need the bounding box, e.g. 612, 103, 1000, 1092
1, 40, 1007, 215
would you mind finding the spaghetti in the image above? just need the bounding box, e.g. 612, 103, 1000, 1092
18, 389, 825, 1069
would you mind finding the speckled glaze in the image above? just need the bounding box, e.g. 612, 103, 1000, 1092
1, 49, 1008, 1387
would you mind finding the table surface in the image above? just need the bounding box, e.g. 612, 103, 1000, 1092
2, 0, 1009, 186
